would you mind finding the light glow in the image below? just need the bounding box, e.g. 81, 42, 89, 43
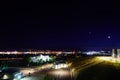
96, 56, 120, 63
30, 54, 53, 63
86, 51, 100, 55
2, 74, 9, 79
54, 63, 68, 69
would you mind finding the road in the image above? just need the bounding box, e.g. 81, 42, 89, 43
47, 68, 72, 80
19, 64, 72, 80
21, 68, 72, 80
20, 57, 103, 80
20, 57, 119, 80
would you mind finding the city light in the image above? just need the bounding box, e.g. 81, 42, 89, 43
54, 63, 68, 69
96, 56, 120, 63
97, 57, 112, 61
86, 51, 100, 55
30, 54, 53, 63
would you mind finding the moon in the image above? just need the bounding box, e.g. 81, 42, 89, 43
108, 36, 111, 39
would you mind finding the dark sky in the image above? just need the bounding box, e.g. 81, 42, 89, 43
0, 1, 120, 50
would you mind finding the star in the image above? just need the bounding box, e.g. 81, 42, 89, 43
89, 32, 92, 35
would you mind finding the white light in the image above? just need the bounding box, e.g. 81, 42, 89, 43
54, 63, 68, 69
31, 54, 52, 63
7, 52, 10, 54
17, 75, 21, 79
2, 74, 9, 79
108, 36, 111, 39
55, 65, 58, 69
12, 51, 18, 54
86, 51, 100, 55
96, 57, 113, 62
24, 52, 29, 54
14, 73, 22, 79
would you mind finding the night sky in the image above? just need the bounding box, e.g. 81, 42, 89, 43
0, 1, 120, 50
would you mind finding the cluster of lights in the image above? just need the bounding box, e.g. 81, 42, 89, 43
97, 57, 112, 61
96, 56, 120, 63
30, 55, 53, 63
86, 51, 100, 55
54, 64, 68, 69
0, 51, 21, 54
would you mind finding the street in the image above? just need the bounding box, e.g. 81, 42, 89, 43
47, 68, 72, 80
19, 64, 72, 80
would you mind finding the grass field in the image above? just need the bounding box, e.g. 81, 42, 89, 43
67, 56, 120, 80
77, 61, 120, 80
67, 56, 96, 68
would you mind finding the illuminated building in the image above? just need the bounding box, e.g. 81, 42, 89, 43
112, 49, 120, 58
